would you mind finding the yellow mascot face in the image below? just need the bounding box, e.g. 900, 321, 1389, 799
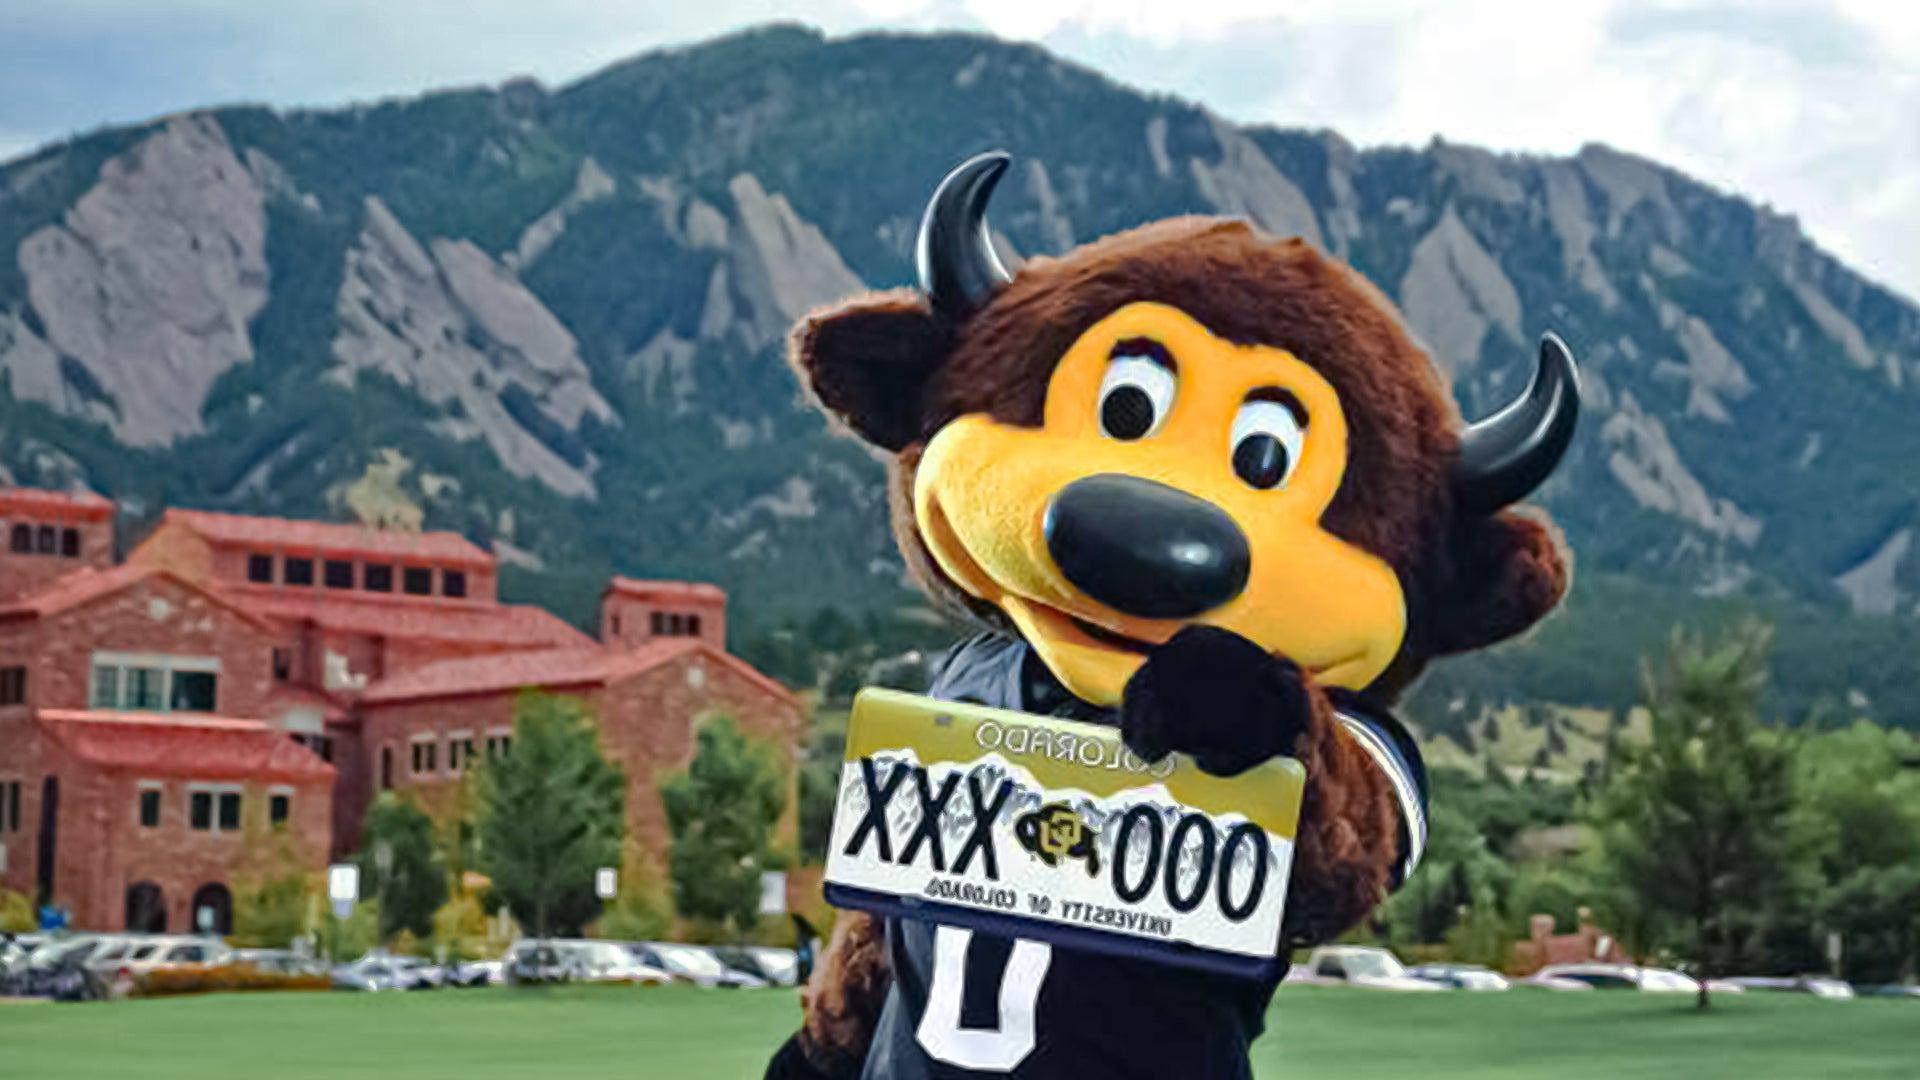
913, 302, 1408, 706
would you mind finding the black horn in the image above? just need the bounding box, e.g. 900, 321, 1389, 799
915, 151, 1013, 321
1454, 333, 1581, 515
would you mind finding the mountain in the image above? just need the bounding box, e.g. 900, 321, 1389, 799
3, 24, 1917, 729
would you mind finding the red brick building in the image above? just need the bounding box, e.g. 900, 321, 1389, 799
0, 486, 801, 933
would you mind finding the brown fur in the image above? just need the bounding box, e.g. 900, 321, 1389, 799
786, 218, 1574, 1072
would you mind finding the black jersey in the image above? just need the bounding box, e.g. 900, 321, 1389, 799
856, 633, 1428, 1080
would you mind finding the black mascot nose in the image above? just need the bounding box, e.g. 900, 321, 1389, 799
1043, 474, 1251, 619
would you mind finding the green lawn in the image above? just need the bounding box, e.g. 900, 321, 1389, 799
0, 984, 1913, 1078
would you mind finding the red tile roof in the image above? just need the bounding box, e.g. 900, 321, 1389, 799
237, 591, 591, 648
360, 639, 794, 706
162, 509, 494, 566
265, 685, 351, 723
604, 576, 727, 603
0, 564, 278, 632
0, 486, 114, 520
36, 709, 333, 782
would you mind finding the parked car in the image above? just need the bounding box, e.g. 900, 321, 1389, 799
331, 957, 420, 992
1862, 983, 1920, 1000
83, 935, 230, 997
504, 940, 576, 986
15, 935, 109, 999
443, 959, 501, 988
232, 948, 328, 978
1406, 963, 1511, 991
388, 956, 450, 989
1285, 947, 1445, 992
1528, 962, 1701, 993
557, 940, 671, 985
1724, 975, 1853, 999
630, 942, 766, 988
713, 946, 800, 988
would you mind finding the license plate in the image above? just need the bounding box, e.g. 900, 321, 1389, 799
823, 688, 1304, 980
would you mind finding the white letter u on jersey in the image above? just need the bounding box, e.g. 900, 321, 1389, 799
916, 925, 1053, 1072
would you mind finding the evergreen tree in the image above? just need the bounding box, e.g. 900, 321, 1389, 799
662, 715, 787, 939
358, 793, 448, 943
474, 692, 626, 938
1588, 623, 1800, 1008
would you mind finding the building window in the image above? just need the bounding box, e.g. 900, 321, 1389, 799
272, 648, 292, 682
324, 559, 354, 589
269, 793, 291, 826
403, 567, 433, 596
60, 528, 79, 558
447, 733, 476, 774
0, 780, 21, 833
650, 612, 666, 635
35, 525, 55, 554
443, 570, 466, 598
0, 667, 24, 706
170, 671, 217, 712
410, 739, 438, 775
91, 656, 220, 713
190, 790, 213, 830
218, 791, 241, 831
610, 614, 622, 636
7, 524, 27, 553
380, 747, 393, 790
688, 615, 702, 637
292, 732, 332, 762
486, 732, 512, 760
247, 553, 274, 583
365, 564, 394, 593
91, 666, 119, 709
284, 557, 314, 587
127, 667, 165, 710
139, 788, 162, 828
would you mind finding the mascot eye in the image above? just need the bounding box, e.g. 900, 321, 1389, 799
1098, 354, 1176, 440
1230, 398, 1306, 490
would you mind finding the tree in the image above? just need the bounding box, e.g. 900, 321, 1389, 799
662, 715, 787, 939
1791, 722, 1920, 982
359, 793, 448, 943
475, 692, 626, 937
230, 871, 314, 948
1587, 623, 1801, 1008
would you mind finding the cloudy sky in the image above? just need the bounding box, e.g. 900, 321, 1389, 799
1, 0, 1914, 300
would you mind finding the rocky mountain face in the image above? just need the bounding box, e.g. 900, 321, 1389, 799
2, 25, 1917, 725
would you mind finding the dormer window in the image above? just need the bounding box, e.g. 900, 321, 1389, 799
35, 525, 54, 554
443, 570, 466, 599
60, 528, 79, 557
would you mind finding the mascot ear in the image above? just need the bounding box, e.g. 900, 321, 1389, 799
790, 290, 949, 452
1428, 510, 1570, 656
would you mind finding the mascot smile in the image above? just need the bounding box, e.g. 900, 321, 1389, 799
768, 152, 1579, 1080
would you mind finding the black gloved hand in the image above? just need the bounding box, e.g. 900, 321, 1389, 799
1120, 625, 1313, 778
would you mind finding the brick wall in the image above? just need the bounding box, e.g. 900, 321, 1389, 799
355, 652, 800, 876
0, 517, 114, 605
598, 653, 801, 858
0, 575, 278, 717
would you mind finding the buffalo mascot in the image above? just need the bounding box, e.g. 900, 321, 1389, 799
766, 152, 1578, 1080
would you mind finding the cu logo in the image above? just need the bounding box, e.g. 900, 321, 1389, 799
1014, 802, 1101, 876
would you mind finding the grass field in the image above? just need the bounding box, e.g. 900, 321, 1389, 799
1, 983, 1914, 1078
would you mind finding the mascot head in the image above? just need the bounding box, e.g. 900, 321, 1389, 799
794, 152, 1576, 707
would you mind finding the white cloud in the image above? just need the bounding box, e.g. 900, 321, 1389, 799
2, 0, 1913, 300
